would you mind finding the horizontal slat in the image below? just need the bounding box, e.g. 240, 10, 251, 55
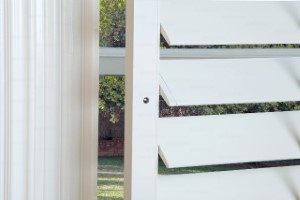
160, 58, 300, 106
161, 1, 300, 45
99, 48, 300, 75
100, 48, 125, 75
159, 111, 300, 168
158, 165, 300, 200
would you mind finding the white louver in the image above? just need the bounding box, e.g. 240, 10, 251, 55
159, 111, 300, 168
158, 166, 300, 200
156, 1, 300, 199
161, 1, 300, 45
160, 58, 300, 106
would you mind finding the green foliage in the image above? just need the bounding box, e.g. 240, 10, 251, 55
167, 44, 300, 49
100, 0, 126, 47
159, 97, 300, 117
99, 76, 125, 123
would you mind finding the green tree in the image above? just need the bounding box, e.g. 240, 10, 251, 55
99, 76, 125, 123
100, 0, 126, 47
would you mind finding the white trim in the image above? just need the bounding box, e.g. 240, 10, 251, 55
124, 0, 160, 200
0, 0, 5, 198
100, 48, 125, 75
100, 47, 300, 75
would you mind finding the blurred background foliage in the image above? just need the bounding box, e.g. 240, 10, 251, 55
99, 0, 300, 124
100, 0, 126, 47
99, 76, 125, 124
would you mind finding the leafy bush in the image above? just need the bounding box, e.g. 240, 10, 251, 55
99, 76, 125, 123
100, 0, 125, 47
160, 98, 300, 117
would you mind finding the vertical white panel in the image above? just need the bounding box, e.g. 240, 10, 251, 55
125, 0, 160, 200
60, 0, 82, 199
0, 0, 5, 199
81, 0, 99, 199
2, 1, 12, 199
10, 0, 28, 199
0, 0, 98, 199
43, 0, 61, 199
27, 0, 46, 199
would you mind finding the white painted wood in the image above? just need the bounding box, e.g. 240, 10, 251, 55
29, 1, 46, 199
100, 48, 126, 75
81, 0, 99, 199
10, 2, 28, 198
161, 1, 300, 45
160, 48, 300, 59
158, 165, 300, 200
41, 1, 58, 199
159, 111, 300, 168
0, 0, 5, 199
99, 48, 300, 75
0, 0, 98, 200
160, 58, 300, 106
125, 0, 160, 200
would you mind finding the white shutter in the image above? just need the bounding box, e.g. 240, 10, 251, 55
125, 0, 300, 199
156, 1, 300, 199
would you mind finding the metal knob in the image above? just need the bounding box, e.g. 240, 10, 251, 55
143, 97, 149, 104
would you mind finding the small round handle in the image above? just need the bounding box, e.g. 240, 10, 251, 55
143, 97, 149, 104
